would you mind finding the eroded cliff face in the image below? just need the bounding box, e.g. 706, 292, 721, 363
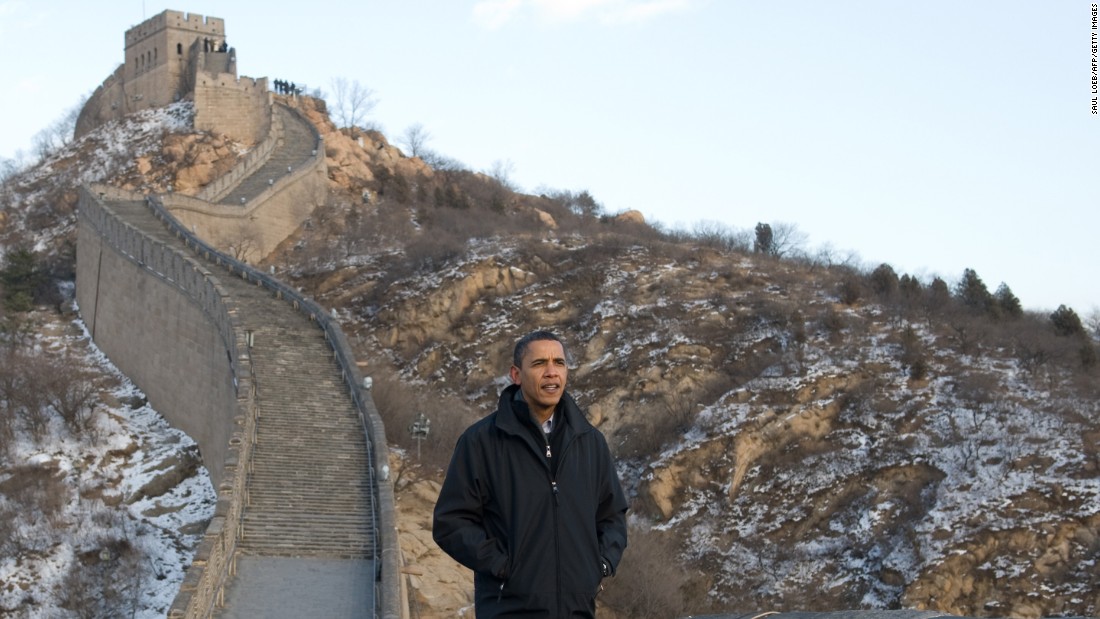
286, 214, 1098, 617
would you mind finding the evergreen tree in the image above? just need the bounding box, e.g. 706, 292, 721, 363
1050, 304, 1085, 337
927, 276, 951, 311
1, 248, 43, 313
899, 274, 922, 301
955, 268, 993, 314
753, 222, 773, 255
869, 263, 899, 298
993, 283, 1023, 320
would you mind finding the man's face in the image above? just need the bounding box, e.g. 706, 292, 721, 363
510, 339, 568, 420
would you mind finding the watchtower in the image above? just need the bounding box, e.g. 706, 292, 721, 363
76, 9, 265, 143
122, 10, 231, 111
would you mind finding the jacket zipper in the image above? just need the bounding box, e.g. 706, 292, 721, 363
548, 433, 561, 614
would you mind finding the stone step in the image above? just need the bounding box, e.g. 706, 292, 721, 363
219, 106, 318, 206
102, 119, 379, 565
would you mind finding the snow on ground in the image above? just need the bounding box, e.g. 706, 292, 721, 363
645, 314, 1100, 610
0, 310, 215, 618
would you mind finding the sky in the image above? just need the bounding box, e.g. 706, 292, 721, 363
1, 1, 1097, 314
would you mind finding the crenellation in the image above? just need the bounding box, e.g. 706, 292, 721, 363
82, 8, 238, 136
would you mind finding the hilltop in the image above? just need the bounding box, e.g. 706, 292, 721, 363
0, 95, 1098, 618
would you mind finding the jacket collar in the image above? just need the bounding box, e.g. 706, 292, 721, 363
494, 383, 593, 438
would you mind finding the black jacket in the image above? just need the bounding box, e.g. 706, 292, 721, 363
433, 384, 629, 618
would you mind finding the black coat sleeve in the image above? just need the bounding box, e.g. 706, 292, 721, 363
594, 433, 629, 575
432, 430, 510, 579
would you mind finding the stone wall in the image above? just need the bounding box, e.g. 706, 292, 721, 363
74, 65, 127, 139
194, 73, 270, 145
75, 186, 250, 490
165, 105, 326, 262
195, 106, 282, 203
75, 185, 258, 618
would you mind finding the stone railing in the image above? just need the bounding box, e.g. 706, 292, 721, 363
144, 194, 402, 619
193, 101, 324, 207
194, 105, 282, 203
78, 185, 258, 619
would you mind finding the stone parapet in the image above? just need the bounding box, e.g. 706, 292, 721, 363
193, 72, 269, 144
195, 100, 281, 203
165, 103, 327, 261
144, 194, 401, 619
76, 185, 257, 619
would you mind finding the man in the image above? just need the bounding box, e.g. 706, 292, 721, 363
433, 330, 629, 618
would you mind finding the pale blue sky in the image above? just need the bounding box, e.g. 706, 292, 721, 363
2, 1, 1097, 314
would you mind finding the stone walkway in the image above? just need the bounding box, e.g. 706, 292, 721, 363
104, 152, 378, 616
220, 557, 374, 619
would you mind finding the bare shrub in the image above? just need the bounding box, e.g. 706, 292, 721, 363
599, 526, 712, 618
819, 307, 849, 342
59, 536, 147, 619
952, 371, 1001, 407
0, 500, 17, 558
898, 325, 928, 380
614, 391, 701, 460
1013, 328, 1053, 376
1, 464, 69, 539
404, 231, 466, 274
41, 355, 101, 436
11, 353, 54, 442
946, 313, 990, 356
367, 365, 478, 472
0, 348, 20, 452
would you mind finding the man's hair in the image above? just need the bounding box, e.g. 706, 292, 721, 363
513, 330, 567, 369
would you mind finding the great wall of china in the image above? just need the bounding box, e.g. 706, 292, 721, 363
74, 10, 398, 618
69, 9, 1094, 619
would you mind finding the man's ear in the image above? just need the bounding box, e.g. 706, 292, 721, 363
509, 365, 521, 384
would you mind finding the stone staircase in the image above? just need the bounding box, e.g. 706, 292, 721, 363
233, 281, 374, 558
105, 199, 375, 559
218, 105, 318, 206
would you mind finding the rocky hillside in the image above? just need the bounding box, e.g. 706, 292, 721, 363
2, 96, 1098, 619
270, 98, 1100, 619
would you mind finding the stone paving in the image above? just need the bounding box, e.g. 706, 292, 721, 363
220, 557, 374, 619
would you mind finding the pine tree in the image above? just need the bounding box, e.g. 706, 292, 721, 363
869, 263, 899, 298
1050, 304, 1085, 337
926, 277, 951, 311
899, 274, 922, 301
1, 248, 43, 313
955, 268, 993, 314
753, 222, 773, 255
993, 283, 1023, 320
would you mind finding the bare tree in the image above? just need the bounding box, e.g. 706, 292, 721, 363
399, 123, 432, 158
41, 355, 100, 436
0, 155, 23, 183
13, 354, 54, 443
692, 220, 749, 252
31, 96, 86, 161
767, 221, 809, 258
227, 222, 262, 264
329, 78, 378, 130
487, 159, 517, 191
